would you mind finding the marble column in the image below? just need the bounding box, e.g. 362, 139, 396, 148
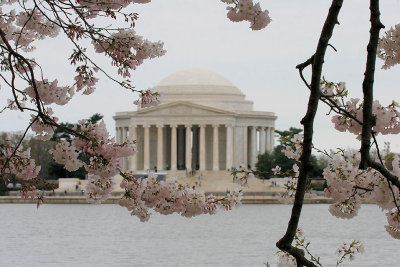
122, 127, 127, 141
185, 124, 192, 170
269, 127, 275, 152
260, 127, 266, 154
122, 127, 127, 170
177, 126, 185, 169
156, 124, 164, 171
192, 127, 199, 170
212, 124, 219, 171
116, 127, 121, 143
242, 126, 248, 168
129, 125, 137, 171
199, 125, 206, 171
266, 127, 271, 152
226, 124, 233, 170
143, 124, 150, 171
170, 124, 177, 171
250, 126, 257, 169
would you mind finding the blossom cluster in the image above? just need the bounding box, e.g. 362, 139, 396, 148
0, 0, 165, 116
76, 0, 151, 15
281, 134, 303, 161
20, 184, 45, 208
221, 0, 271, 30
278, 177, 298, 204
6, 96, 27, 110
20, 66, 98, 110
274, 135, 316, 204
336, 240, 365, 264
74, 66, 99, 95
85, 174, 115, 204
29, 109, 58, 141
50, 141, 83, 172
277, 252, 297, 267
92, 29, 166, 78
0, 136, 43, 208
49, 120, 136, 203
323, 150, 400, 238
24, 79, 74, 106
0, 8, 60, 51
134, 88, 163, 109
119, 172, 243, 222
0, 143, 40, 181
320, 79, 347, 107
378, 23, 400, 69
225, 188, 243, 209
320, 78, 400, 139
271, 165, 281, 176
332, 99, 400, 139
385, 210, 400, 239
231, 163, 254, 187
272, 164, 315, 204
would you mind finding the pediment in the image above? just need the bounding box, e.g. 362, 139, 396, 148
135, 101, 234, 116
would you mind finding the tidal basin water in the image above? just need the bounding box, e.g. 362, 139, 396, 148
0, 204, 398, 267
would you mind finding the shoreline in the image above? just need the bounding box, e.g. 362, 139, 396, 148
0, 195, 333, 204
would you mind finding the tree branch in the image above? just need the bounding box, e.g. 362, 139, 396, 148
276, 1, 343, 266
359, 0, 384, 170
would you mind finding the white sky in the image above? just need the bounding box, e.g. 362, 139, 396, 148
1, 0, 400, 152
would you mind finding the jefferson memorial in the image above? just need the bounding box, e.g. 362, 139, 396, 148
114, 68, 276, 172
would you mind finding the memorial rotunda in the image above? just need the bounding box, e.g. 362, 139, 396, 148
114, 68, 276, 172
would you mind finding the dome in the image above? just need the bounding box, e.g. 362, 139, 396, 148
154, 68, 253, 112
158, 68, 234, 87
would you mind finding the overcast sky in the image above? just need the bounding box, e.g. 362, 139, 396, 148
1, 0, 400, 152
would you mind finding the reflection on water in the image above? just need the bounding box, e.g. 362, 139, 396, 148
0, 204, 397, 267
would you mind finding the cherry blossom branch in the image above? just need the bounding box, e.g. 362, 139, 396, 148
320, 94, 363, 125
0, 116, 37, 177
35, 0, 138, 91
335, 240, 364, 266
0, 35, 90, 142
15, 6, 37, 48
359, 0, 384, 170
0, 0, 166, 196
311, 145, 333, 159
0, 28, 44, 114
356, 1, 400, 214
369, 160, 400, 188
296, 57, 363, 126
1, 4, 124, 141
276, 1, 343, 266
8, 51, 23, 111
353, 185, 373, 192
296, 3, 400, 204
371, 133, 400, 213
294, 235, 323, 267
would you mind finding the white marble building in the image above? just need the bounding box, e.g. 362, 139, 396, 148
114, 68, 276, 172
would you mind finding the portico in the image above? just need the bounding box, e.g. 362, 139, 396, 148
114, 68, 276, 172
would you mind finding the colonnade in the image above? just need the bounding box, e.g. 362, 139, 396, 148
116, 124, 275, 171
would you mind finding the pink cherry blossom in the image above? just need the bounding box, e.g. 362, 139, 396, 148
221, 0, 271, 30
378, 23, 400, 69
385, 210, 400, 239
119, 172, 243, 221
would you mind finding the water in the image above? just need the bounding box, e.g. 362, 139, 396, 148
0, 204, 398, 267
